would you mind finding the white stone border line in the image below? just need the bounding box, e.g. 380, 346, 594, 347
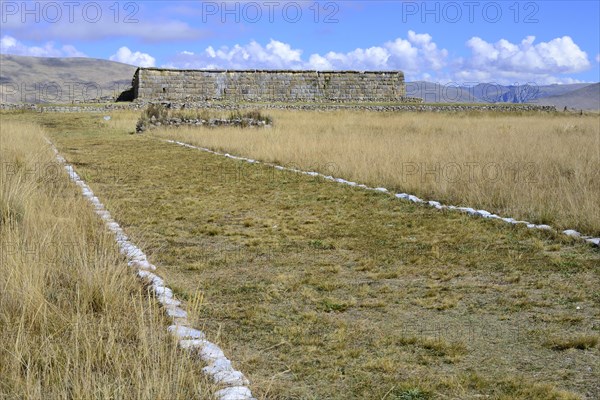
47, 140, 255, 400
165, 139, 600, 248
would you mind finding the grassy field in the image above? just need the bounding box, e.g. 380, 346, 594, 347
0, 117, 214, 399
152, 109, 600, 237
6, 110, 597, 399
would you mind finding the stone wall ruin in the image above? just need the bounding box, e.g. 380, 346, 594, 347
132, 68, 406, 102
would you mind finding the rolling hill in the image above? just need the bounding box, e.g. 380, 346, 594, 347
0, 54, 137, 103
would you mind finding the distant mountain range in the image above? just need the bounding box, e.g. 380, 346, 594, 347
406, 81, 599, 109
0, 54, 598, 109
529, 83, 600, 110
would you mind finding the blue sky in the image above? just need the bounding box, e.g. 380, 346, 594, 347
1, 1, 599, 84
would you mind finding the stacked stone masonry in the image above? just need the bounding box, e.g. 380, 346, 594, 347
0, 102, 557, 113
133, 68, 406, 102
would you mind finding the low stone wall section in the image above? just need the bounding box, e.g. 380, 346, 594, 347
0, 102, 558, 113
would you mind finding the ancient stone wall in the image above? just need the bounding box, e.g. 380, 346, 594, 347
133, 68, 406, 102
0, 102, 558, 113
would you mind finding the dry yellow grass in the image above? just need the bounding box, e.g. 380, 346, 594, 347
27, 110, 597, 399
0, 119, 213, 399
153, 110, 600, 236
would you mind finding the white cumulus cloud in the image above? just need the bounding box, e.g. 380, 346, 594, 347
166, 32, 447, 79
159, 33, 593, 85
168, 39, 304, 70
0, 35, 86, 57
306, 30, 448, 74
110, 47, 155, 67
459, 35, 591, 83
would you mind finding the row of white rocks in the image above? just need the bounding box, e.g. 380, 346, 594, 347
166, 139, 600, 248
48, 140, 255, 400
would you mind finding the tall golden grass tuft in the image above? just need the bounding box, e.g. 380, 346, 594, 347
0, 120, 213, 399
154, 110, 600, 236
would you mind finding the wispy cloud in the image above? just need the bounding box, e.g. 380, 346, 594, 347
3, 9, 208, 43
